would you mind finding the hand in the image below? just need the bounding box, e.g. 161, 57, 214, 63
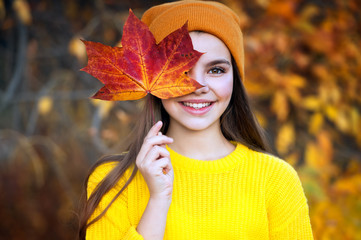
136, 121, 174, 201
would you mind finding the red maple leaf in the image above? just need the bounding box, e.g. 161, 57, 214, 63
81, 10, 203, 101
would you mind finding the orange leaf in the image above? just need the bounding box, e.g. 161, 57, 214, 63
271, 91, 289, 121
81, 10, 203, 101
276, 122, 295, 155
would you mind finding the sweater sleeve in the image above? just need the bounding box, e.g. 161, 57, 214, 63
86, 162, 144, 240
266, 158, 314, 239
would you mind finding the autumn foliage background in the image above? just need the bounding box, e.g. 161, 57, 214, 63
0, 0, 360, 239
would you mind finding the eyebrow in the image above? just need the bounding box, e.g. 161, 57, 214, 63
205, 59, 231, 67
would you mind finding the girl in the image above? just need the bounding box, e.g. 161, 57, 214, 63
79, 1, 313, 239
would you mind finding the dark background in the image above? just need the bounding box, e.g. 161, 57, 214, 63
0, 0, 360, 239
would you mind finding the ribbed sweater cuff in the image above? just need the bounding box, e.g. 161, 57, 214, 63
123, 226, 144, 240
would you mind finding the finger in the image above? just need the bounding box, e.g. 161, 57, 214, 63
152, 157, 172, 175
137, 143, 171, 170
145, 146, 170, 163
137, 135, 173, 164
137, 121, 166, 162
137, 148, 170, 174
146, 121, 163, 139
157, 131, 168, 149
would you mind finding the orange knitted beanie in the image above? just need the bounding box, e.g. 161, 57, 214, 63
141, 0, 245, 81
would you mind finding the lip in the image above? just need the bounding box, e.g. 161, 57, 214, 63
179, 99, 215, 116
180, 99, 214, 103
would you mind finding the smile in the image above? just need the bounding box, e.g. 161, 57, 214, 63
182, 102, 212, 109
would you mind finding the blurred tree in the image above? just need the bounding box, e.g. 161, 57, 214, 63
0, 0, 360, 239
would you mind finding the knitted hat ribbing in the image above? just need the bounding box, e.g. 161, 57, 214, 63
141, 0, 245, 81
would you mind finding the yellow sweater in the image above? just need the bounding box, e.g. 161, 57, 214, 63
86, 143, 313, 239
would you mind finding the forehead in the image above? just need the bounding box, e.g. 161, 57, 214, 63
189, 32, 231, 61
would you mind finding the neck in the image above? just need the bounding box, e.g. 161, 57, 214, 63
165, 121, 235, 161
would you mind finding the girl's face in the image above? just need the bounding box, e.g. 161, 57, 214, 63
162, 32, 233, 132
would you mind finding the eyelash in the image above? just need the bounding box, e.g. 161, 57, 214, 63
208, 67, 225, 74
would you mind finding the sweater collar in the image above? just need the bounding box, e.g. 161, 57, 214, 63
166, 142, 248, 173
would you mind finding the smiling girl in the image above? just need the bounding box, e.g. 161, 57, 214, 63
79, 1, 313, 239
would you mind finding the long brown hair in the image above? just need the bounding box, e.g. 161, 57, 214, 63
78, 60, 269, 239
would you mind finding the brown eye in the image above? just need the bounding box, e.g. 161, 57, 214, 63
208, 67, 225, 74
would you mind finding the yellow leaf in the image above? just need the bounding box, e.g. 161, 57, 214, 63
305, 142, 321, 168
357, 117, 361, 147
335, 109, 349, 133
12, 0, 32, 25
276, 122, 295, 155
0, 0, 5, 22
284, 152, 299, 166
305, 133, 336, 175
271, 91, 289, 121
333, 175, 361, 195
264, 67, 282, 84
350, 107, 360, 135
288, 74, 306, 88
300, 5, 319, 21
37, 96, 53, 115
69, 36, 87, 63
91, 99, 114, 118
325, 105, 338, 121
309, 112, 324, 134
285, 87, 302, 104
302, 96, 321, 111
256, 0, 269, 8
254, 111, 267, 128
317, 131, 333, 166
328, 84, 341, 104
244, 80, 270, 97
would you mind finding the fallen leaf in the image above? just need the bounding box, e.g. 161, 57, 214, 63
12, 0, 31, 25
38, 96, 53, 115
271, 91, 289, 121
81, 10, 203, 101
69, 35, 87, 63
276, 122, 295, 155
309, 112, 324, 134
302, 96, 321, 111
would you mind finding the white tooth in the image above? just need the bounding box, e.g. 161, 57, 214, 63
183, 102, 212, 109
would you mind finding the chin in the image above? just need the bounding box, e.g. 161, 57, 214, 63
174, 119, 218, 132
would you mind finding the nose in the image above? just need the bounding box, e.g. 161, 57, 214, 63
194, 84, 209, 95
187, 69, 209, 95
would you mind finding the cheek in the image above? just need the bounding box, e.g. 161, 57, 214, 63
161, 99, 173, 114
213, 76, 233, 101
